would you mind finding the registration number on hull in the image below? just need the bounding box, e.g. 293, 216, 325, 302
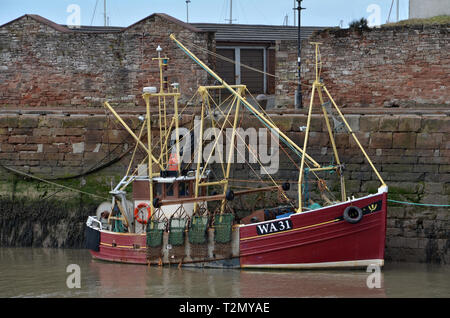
256, 219, 293, 236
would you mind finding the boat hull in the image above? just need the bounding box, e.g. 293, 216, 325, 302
88, 230, 147, 264
86, 192, 387, 269
239, 192, 387, 269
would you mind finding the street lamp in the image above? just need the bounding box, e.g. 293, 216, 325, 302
294, 0, 305, 109
186, 0, 191, 23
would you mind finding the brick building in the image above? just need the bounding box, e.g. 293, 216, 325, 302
0, 13, 213, 108
0, 12, 325, 108
0, 12, 449, 110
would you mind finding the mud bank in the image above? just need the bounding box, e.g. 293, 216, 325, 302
0, 196, 97, 248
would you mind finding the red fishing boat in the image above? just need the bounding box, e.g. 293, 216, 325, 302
85, 36, 388, 270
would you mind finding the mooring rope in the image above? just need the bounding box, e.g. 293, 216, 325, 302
387, 199, 450, 208
1, 165, 108, 200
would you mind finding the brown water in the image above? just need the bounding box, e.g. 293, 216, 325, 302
0, 248, 448, 298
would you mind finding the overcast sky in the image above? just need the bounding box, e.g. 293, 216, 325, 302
1, 0, 410, 27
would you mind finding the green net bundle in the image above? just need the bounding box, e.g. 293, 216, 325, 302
214, 213, 234, 244
146, 219, 166, 248
168, 218, 187, 246
188, 215, 209, 245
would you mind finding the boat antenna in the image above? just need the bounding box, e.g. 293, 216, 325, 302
294, 0, 305, 109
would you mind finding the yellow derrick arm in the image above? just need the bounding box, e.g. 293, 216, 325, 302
103, 101, 164, 171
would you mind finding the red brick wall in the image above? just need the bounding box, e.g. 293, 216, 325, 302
0, 15, 212, 108
275, 25, 450, 109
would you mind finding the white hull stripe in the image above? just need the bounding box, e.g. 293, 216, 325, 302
241, 259, 384, 269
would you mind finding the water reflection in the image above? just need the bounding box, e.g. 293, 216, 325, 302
0, 248, 448, 298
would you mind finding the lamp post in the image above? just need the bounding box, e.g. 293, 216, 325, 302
186, 0, 191, 23
294, 0, 305, 109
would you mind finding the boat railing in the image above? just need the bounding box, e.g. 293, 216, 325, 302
86, 216, 102, 230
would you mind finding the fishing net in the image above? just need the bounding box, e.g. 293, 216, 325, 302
168, 218, 187, 246
188, 215, 209, 245
167, 218, 187, 264
214, 213, 234, 244
146, 219, 166, 248
146, 219, 166, 263
188, 215, 210, 260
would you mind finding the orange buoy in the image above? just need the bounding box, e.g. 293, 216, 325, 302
134, 203, 151, 224
168, 153, 179, 171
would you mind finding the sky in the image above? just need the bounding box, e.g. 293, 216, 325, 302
0, 0, 410, 27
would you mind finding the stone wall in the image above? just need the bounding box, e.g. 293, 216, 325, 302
0, 111, 448, 263
0, 14, 213, 108
275, 25, 450, 109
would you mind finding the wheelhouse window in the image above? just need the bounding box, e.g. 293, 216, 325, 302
178, 182, 190, 197
165, 183, 174, 197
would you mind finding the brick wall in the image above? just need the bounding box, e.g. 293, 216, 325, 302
0, 14, 212, 108
275, 25, 450, 109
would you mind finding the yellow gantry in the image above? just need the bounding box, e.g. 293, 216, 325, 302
103, 35, 386, 216
169, 34, 386, 213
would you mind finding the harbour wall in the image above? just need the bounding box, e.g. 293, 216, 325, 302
0, 111, 448, 264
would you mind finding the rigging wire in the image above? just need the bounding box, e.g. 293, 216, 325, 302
90, 0, 99, 26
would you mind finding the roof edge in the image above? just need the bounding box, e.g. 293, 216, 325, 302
0, 13, 204, 34
122, 13, 204, 33
0, 14, 72, 32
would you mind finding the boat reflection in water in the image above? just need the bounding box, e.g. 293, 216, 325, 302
89, 260, 386, 298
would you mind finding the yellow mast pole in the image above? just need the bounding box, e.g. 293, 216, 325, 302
221, 86, 243, 213
193, 87, 207, 212
153, 48, 169, 167
143, 94, 154, 215
297, 83, 315, 213
317, 87, 346, 201
157, 97, 164, 165
174, 94, 181, 174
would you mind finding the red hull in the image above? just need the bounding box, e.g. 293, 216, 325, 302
90, 232, 147, 264
239, 192, 387, 268
88, 192, 387, 269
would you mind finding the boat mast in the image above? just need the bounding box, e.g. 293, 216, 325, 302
296, 42, 386, 212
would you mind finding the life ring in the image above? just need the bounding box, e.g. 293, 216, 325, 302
134, 203, 151, 224
343, 206, 363, 224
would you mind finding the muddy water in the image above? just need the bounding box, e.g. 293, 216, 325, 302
0, 248, 448, 298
